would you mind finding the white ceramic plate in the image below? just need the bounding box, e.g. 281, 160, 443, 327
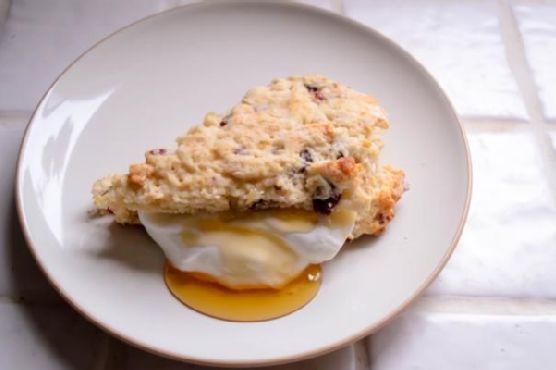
16, 1, 471, 367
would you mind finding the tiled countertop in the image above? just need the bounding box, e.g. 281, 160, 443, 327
1, 0, 555, 369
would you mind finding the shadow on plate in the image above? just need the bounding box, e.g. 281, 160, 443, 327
347, 234, 381, 250
90, 221, 163, 275
7, 201, 108, 369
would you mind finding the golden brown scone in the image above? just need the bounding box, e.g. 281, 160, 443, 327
92, 75, 404, 238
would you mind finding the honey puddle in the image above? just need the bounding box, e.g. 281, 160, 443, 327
164, 263, 322, 322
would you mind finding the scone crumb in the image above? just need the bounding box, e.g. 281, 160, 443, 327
338, 157, 355, 175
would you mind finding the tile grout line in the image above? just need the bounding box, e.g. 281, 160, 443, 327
497, 0, 556, 206
0, 111, 32, 128
362, 335, 373, 370
0, 296, 22, 304
0, 295, 65, 307
415, 295, 556, 316
331, 0, 344, 14
92, 335, 112, 370
353, 338, 370, 370
462, 119, 530, 132
3, 293, 556, 314
0, 110, 33, 117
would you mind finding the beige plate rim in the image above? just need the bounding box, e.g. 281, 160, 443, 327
15, 0, 473, 367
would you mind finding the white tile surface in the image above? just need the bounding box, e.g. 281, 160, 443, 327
0, 0, 187, 111
427, 130, 556, 297
513, 0, 556, 122
0, 0, 9, 39
343, 0, 527, 120
368, 304, 556, 370
0, 299, 107, 370
106, 339, 366, 370
0, 115, 61, 302
0, 0, 334, 112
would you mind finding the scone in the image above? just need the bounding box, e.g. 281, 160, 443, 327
92, 75, 404, 238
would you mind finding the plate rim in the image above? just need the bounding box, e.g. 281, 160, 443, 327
14, 0, 473, 367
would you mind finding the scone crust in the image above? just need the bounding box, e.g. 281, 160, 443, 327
92, 75, 404, 237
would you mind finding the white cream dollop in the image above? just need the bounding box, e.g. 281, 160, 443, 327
138, 210, 355, 289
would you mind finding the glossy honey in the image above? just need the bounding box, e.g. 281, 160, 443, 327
164, 263, 322, 322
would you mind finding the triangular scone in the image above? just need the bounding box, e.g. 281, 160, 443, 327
93, 75, 404, 238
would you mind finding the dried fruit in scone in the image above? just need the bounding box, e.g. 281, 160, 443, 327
92, 75, 405, 238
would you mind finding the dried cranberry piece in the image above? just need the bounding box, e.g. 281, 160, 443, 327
148, 149, 168, 155
249, 199, 270, 210
233, 148, 246, 155
312, 195, 341, 215
300, 149, 313, 163
375, 212, 392, 225
304, 84, 325, 101
305, 84, 318, 93
219, 114, 231, 127
312, 182, 341, 214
